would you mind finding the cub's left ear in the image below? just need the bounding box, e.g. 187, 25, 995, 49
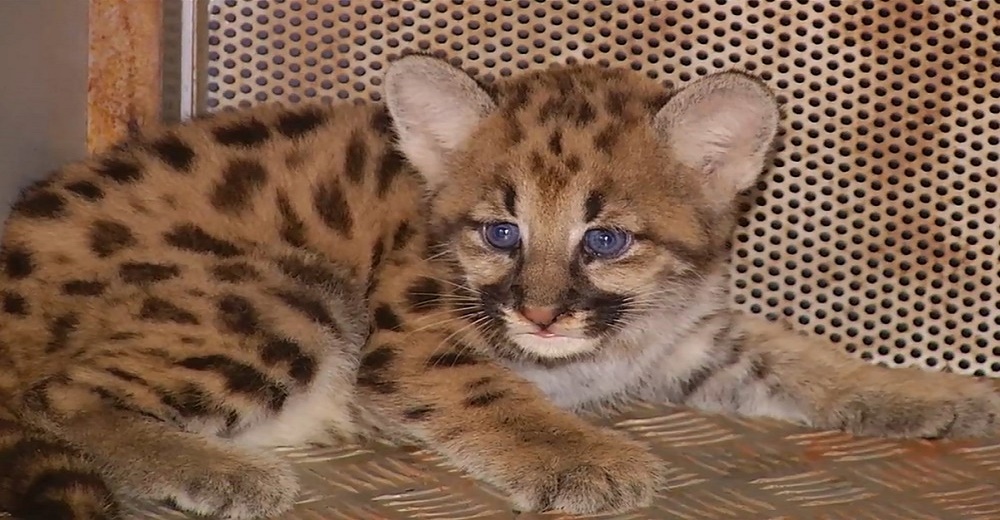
653, 71, 779, 199
384, 55, 496, 186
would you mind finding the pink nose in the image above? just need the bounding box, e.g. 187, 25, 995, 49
520, 306, 560, 328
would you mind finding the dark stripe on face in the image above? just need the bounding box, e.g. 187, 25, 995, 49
633, 232, 716, 269
502, 182, 518, 217
584, 191, 604, 222
565, 263, 628, 337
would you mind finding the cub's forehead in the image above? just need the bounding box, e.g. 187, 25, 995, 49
490, 65, 670, 118
463, 66, 686, 198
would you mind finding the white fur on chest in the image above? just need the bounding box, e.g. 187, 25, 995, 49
233, 340, 358, 448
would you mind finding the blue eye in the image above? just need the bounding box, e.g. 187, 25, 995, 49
583, 228, 632, 258
482, 222, 521, 250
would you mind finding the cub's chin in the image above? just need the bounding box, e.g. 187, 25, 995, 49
509, 333, 600, 360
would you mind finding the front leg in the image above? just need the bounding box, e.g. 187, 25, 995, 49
677, 313, 1000, 439
358, 323, 662, 515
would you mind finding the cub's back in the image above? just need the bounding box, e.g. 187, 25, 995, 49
0, 101, 425, 385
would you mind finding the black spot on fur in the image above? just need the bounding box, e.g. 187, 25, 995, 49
575, 101, 597, 125
750, 353, 772, 381
538, 96, 569, 123
594, 124, 619, 154
584, 191, 605, 222
119, 262, 181, 285
370, 108, 393, 136
565, 155, 582, 173
2, 291, 28, 315
277, 256, 343, 288
1, 247, 34, 279
211, 159, 268, 213
164, 224, 243, 257
506, 120, 525, 144
529, 151, 546, 173
366, 241, 385, 298
216, 294, 261, 335
159, 385, 212, 417
177, 355, 287, 410
358, 345, 398, 394
139, 297, 199, 325
64, 180, 104, 201
392, 222, 414, 252
276, 191, 307, 247
376, 149, 406, 197
45, 313, 79, 353
313, 181, 354, 236
15, 469, 116, 520
273, 289, 337, 328
261, 338, 317, 385
427, 349, 480, 367
96, 156, 143, 183
213, 118, 271, 147
150, 134, 196, 172
108, 332, 142, 341
277, 107, 328, 138
14, 189, 67, 218
606, 90, 628, 116
106, 367, 146, 384
89, 220, 137, 258
403, 405, 435, 420
644, 93, 672, 112
61, 280, 106, 296
547, 129, 563, 156
502, 182, 518, 216
465, 390, 507, 407
344, 131, 368, 183
373, 304, 403, 332
505, 82, 532, 111
465, 376, 493, 390
211, 262, 261, 283
406, 277, 444, 312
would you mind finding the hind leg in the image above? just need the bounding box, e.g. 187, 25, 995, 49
32, 408, 298, 520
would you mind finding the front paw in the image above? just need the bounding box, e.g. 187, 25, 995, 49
838, 381, 1000, 439
505, 431, 663, 515
164, 454, 298, 519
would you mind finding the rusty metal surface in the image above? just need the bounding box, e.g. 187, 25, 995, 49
112, 402, 1000, 519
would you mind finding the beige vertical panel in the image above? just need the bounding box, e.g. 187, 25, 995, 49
87, 0, 165, 151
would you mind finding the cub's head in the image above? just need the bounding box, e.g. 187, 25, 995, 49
385, 56, 779, 363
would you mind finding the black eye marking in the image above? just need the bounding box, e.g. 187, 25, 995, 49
584, 191, 605, 222
502, 182, 517, 217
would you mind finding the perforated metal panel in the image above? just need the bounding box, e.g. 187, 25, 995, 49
204, 0, 1000, 377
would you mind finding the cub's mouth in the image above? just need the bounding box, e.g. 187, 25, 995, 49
500, 306, 601, 360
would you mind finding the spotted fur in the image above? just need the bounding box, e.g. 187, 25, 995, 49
1, 56, 998, 520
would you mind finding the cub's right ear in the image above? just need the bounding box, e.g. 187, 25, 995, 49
384, 55, 496, 187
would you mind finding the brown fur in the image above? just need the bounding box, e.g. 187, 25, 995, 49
0, 56, 997, 520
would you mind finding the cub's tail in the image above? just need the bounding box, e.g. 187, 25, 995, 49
0, 408, 119, 520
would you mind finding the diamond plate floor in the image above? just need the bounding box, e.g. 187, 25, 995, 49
92, 402, 1000, 520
